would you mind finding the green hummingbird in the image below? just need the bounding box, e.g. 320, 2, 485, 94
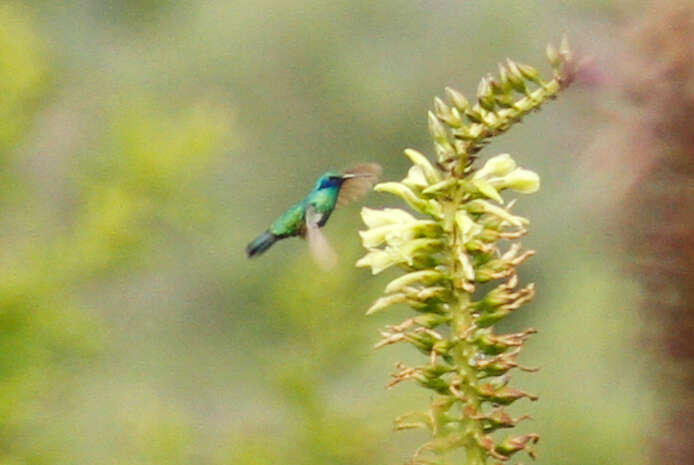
246, 163, 381, 268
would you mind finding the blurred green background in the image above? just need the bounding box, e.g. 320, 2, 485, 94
0, 1, 652, 464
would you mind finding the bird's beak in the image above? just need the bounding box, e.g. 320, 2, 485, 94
342, 173, 374, 179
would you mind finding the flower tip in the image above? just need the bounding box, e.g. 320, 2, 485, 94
505, 168, 540, 194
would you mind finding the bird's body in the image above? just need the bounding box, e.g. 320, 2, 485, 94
246, 164, 381, 264
270, 172, 341, 236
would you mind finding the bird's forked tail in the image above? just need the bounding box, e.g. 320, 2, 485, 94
246, 231, 278, 257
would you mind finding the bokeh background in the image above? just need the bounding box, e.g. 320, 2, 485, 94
0, 1, 670, 464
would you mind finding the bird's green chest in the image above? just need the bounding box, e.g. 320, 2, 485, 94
307, 188, 339, 214
268, 188, 338, 237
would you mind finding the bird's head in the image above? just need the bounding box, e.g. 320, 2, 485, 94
314, 171, 367, 190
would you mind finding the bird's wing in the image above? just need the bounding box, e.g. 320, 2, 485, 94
337, 163, 382, 207
305, 205, 338, 270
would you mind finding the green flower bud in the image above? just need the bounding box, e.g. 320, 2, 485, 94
403, 148, 441, 184
483, 407, 525, 431
428, 111, 449, 144
455, 210, 483, 244
357, 238, 441, 274
422, 178, 457, 196
471, 328, 537, 355
474, 153, 517, 179
384, 270, 447, 294
474, 306, 513, 327
472, 154, 539, 195
433, 97, 452, 122
505, 59, 527, 93
359, 220, 441, 249
475, 384, 538, 405
466, 199, 528, 226
446, 107, 463, 128
471, 179, 502, 203
413, 313, 451, 328
444, 86, 469, 111
500, 167, 540, 193
375, 182, 443, 218
546, 43, 560, 67
497, 63, 511, 91
403, 165, 429, 190
496, 433, 540, 459
398, 238, 442, 262
403, 285, 450, 304
516, 62, 541, 83
366, 293, 409, 315
361, 207, 416, 228
465, 104, 485, 124
356, 249, 399, 274
477, 77, 495, 111
471, 350, 523, 376
359, 224, 411, 249
405, 330, 439, 353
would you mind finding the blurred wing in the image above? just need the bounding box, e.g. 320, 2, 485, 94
305, 206, 338, 270
337, 163, 382, 207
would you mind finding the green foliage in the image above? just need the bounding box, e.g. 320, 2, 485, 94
228, 260, 394, 465
70, 99, 231, 271
0, 8, 232, 461
357, 40, 573, 464
0, 3, 47, 159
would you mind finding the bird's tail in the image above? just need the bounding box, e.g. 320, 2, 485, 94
246, 231, 278, 257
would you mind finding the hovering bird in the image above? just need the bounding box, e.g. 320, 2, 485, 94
246, 163, 381, 269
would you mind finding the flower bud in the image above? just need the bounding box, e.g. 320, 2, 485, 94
434, 140, 456, 164
471, 351, 521, 376
477, 77, 496, 111
496, 433, 539, 459
433, 97, 452, 122
405, 330, 438, 353
497, 63, 511, 91
546, 43, 560, 67
361, 207, 415, 228
516, 61, 540, 82
485, 407, 517, 429
444, 86, 469, 111
472, 328, 537, 355
403, 148, 441, 184
413, 313, 451, 328
428, 111, 449, 144
466, 199, 528, 227
465, 104, 484, 123
474, 306, 513, 327
455, 210, 483, 244
422, 178, 457, 196
366, 293, 409, 315
402, 165, 429, 190
475, 384, 538, 405
505, 59, 527, 93
474, 153, 517, 179
356, 249, 398, 274
376, 182, 443, 218
472, 179, 502, 203
384, 270, 446, 294
497, 167, 540, 193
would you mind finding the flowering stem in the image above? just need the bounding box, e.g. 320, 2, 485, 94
357, 38, 573, 465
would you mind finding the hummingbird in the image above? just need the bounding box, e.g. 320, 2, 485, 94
246, 163, 382, 269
